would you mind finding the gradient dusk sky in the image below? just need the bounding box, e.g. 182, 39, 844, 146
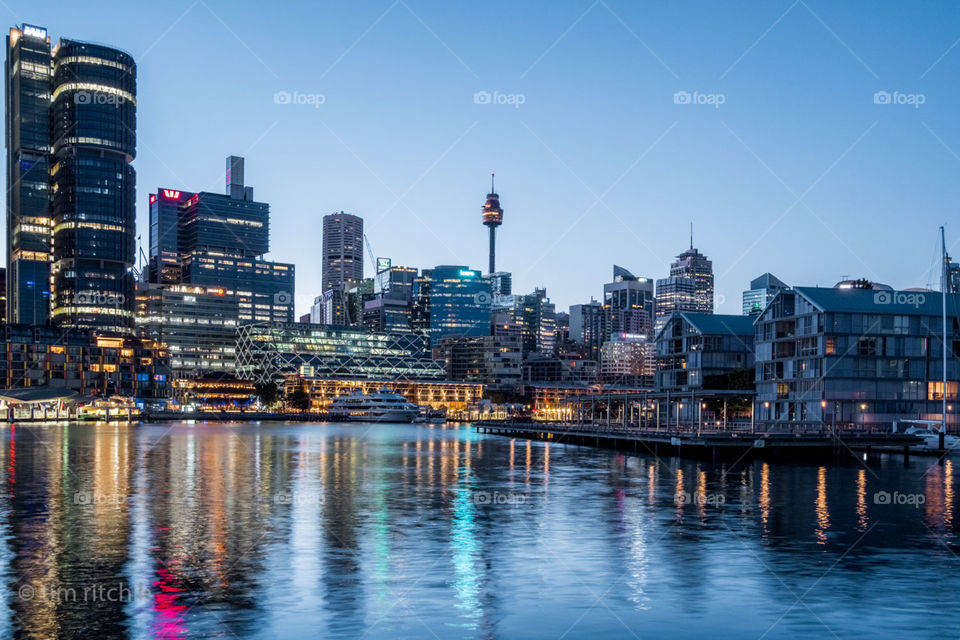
6, 1, 960, 315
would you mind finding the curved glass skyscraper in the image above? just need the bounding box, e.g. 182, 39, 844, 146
49, 39, 136, 332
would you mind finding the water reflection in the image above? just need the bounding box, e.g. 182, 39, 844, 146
0, 422, 955, 639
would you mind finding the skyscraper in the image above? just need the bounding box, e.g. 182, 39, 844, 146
50, 38, 137, 333
137, 157, 294, 376
481, 173, 503, 275
5, 25, 52, 325
6, 25, 137, 331
322, 212, 363, 293
412, 266, 491, 347
603, 265, 654, 338
655, 239, 714, 333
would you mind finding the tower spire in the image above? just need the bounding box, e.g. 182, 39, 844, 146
491, 171, 495, 194
690, 222, 694, 250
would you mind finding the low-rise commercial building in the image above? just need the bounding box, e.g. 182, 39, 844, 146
235, 322, 444, 384
282, 376, 482, 413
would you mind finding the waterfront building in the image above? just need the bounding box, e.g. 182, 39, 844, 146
235, 322, 445, 384
322, 212, 364, 293
754, 287, 960, 431
172, 373, 256, 409
569, 299, 606, 361
655, 243, 714, 332
522, 354, 597, 384
282, 375, 482, 413
5, 25, 53, 325
600, 333, 656, 387
135, 283, 239, 375
6, 28, 140, 332
438, 330, 522, 392
0, 324, 170, 398
412, 266, 492, 347
655, 313, 755, 393
604, 266, 654, 338
742, 273, 788, 316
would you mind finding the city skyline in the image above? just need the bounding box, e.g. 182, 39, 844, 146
4, 3, 960, 317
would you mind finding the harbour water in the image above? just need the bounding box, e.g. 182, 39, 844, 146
0, 421, 956, 639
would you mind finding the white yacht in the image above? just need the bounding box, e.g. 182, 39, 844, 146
329, 388, 422, 423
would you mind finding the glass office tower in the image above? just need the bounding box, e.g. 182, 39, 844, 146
413, 266, 492, 347
5, 25, 53, 325
49, 38, 137, 332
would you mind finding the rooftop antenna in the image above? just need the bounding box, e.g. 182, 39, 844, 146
491, 171, 495, 194
690, 222, 694, 250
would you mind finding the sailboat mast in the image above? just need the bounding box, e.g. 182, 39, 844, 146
942, 225, 949, 432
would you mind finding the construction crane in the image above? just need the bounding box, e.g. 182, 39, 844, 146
363, 234, 384, 294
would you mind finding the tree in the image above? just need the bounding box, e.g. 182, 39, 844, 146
254, 381, 280, 408
289, 389, 311, 412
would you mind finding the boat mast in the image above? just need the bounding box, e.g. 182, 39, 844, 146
942, 225, 949, 432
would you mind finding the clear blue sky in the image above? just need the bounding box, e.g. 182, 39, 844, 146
8, 1, 960, 315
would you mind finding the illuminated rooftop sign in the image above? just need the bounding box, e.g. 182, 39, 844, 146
161, 189, 181, 200
23, 25, 46, 40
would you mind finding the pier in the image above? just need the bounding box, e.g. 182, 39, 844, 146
473, 420, 929, 461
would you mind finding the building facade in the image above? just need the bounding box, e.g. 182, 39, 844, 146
0, 324, 170, 398
5, 25, 53, 326
655, 313, 755, 392
321, 212, 363, 293
600, 333, 655, 387
236, 322, 445, 384
742, 272, 788, 316
604, 267, 654, 339
412, 266, 492, 347
655, 245, 714, 332
754, 287, 960, 431
438, 332, 522, 392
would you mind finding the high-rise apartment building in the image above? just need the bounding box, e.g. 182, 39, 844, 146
322, 212, 363, 293
6, 25, 137, 332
